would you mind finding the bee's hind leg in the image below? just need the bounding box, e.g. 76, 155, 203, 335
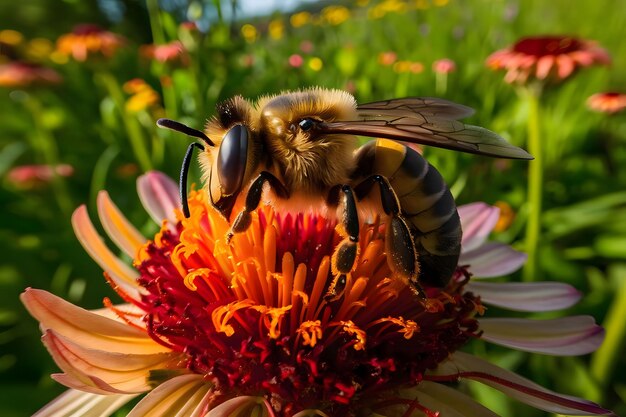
354, 175, 422, 295
324, 185, 360, 300
227, 171, 289, 242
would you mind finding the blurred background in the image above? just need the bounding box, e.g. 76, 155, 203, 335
1, 0, 626, 416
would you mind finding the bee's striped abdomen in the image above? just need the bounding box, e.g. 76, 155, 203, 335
351, 138, 462, 287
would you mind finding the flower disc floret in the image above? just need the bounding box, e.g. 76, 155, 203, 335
133, 190, 481, 414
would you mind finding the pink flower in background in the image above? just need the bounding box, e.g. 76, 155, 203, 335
140, 41, 188, 65
8, 164, 73, 187
432, 58, 456, 74
22, 173, 612, 417
377, 51, 397, 66
487, 35, 610, 84
288, 53, 304, 67
587, 92, 626, 114
0, 61, 62, 87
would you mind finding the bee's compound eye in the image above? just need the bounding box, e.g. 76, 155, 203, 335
299, 118, 315, 132
217, 124, 249, 196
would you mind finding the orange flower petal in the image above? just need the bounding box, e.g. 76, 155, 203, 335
72, 205, 144, 300
97, 191, 146, 258
21, 288, 167, 354
42, 330, 181, 394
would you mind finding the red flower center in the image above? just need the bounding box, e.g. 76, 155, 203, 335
131, 192, 482, 415
513, 36, 582, 57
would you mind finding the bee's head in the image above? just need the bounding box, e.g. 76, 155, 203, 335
259, 88, 357, 147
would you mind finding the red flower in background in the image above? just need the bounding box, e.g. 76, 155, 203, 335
587, 92, 626, 114
487, 35, 610, 83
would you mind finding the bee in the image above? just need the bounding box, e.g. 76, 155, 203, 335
157, 88, 531, 295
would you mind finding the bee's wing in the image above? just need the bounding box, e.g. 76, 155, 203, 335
317, 98, 533, 160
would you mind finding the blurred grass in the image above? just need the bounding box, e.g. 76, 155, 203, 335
1, 0, 626, 416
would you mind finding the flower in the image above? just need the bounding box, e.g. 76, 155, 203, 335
288, 54, 304, 68
7, 164, 73, 188
23, 172, 612, 416
432, 58, 456, 74
140, 41, 188, 65
587, 92, 626, 114
56, 24, 125, 62
122, 78, 161, 113
378, 51, 397, 66
0, 61, 62, 87
487, 35, 610, 84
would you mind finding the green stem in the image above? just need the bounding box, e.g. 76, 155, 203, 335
146, 0, 165, 44
590, 268, 626, 388
435, 72, 447, 96
22, 96, 73, 217
97, 71, 153, 172
522, 87, 543, 282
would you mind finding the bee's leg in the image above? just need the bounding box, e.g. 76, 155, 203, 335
354, 175, 421, 294
325, 185, 360, 300
227, 171, 289, 242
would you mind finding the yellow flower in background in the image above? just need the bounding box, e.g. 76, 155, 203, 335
322, 5, 351, 25
433, 0, 449, 6
240, 24, 258, 43
290, 11, 311, 28
123, 78, 160, 113
308, 57, 323, 71
415, 0, 430, 9
494, 201, 515, 232
268, 19, 284, 40
25, 38, 54, 61
0, 29, 24, 46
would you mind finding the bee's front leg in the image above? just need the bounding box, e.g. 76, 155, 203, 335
227, 171, 289, 242
353, 175, 422, 295
325, 185, 360, 300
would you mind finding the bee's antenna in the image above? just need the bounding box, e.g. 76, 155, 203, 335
157, 118, 215, 147
179, 142, 205, 218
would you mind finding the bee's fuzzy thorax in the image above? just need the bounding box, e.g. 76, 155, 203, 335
258, 88, 359, 192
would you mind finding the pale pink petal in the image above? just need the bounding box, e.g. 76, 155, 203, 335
458, 203, 500, 252
556, 54, 576, 79
535, 55, 554, 79
137, 171, 180, 227
127, 374, 212, 417
467, 281, 581, 311
72, 205, 143, 300
416, 381, 501, 417
42, 330, 181, 394
97, 191, 146, 259
21, 288, 168, 354
430, 352, 614, 416
33, 389, 136, 417
460, 242, 527, 277
479, 316, 604, 355
206, 396, 272, 417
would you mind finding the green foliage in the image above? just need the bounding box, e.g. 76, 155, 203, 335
1, 0, 626, 415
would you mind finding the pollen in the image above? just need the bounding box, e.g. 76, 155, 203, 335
297, 320, 323, 347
